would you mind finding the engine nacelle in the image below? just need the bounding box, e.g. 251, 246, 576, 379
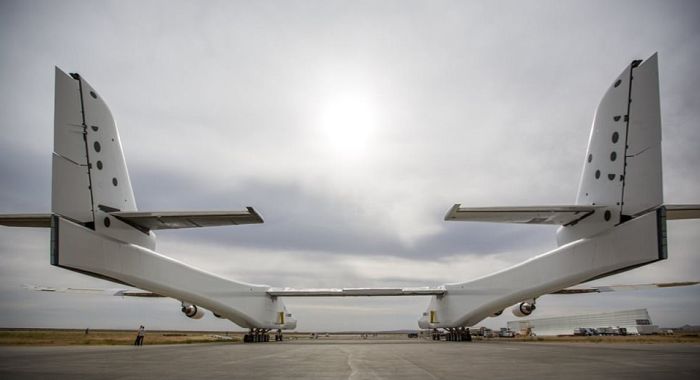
181, 304, 205, 319
511, 302, 536, 317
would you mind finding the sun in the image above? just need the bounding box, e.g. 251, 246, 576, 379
317, 92, 378, 160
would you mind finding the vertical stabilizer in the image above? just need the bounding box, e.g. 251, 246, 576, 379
52, 68, 153, 248
558, 54, 662, 245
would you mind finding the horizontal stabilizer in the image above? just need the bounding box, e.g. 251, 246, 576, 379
267, 287, 446, 297
110, 207, 263, 230
0, 214, 51, 228
665, 204, 700, 220
551, 281, 699, 294
444, 204, 599, 225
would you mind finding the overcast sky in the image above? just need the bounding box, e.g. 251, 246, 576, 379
1, 0, 698, 332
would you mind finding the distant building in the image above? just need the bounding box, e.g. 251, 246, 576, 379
507, 308, 660, 336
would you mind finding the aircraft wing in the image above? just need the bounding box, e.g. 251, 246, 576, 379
444, 204, 599, 225
267, 287, 447, 297
551, 281, 700, 294
28, 280, 696, 298
0, 214, 51, 227
269, 281, 697, 297
665, 204, 700, 220
110, 207, 263, 230
26, 285, 445, 298
23, 285, 164, 297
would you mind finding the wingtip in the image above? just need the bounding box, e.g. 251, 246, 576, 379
444, 204, 461, 221
246, 206, 264, 223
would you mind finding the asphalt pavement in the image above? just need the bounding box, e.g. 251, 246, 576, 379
1, 340, 698, 379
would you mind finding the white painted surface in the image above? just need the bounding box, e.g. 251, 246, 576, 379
55, 216, 296, 330
51, 153, 92, 223
622, 53, 663, 216
420, 210, 663, 328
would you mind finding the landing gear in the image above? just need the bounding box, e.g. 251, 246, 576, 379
243, 328, 272, 343
433, 327, 471, 342
461, 327, 472, 342
274, 329, 284, 341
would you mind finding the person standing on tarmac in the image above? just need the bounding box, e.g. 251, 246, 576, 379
134, 325, 145, 346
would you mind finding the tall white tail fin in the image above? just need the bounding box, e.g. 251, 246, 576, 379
558, 53, 662, 245
52, 68, 151, 248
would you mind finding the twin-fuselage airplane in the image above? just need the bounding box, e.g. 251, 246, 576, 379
1, 53, 698, 342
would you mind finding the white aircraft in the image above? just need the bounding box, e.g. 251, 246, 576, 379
1, 53, 698, 342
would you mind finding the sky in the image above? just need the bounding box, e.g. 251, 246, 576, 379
0, 0, 698, 332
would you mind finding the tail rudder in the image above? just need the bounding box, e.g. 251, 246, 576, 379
619, 53, 663, 217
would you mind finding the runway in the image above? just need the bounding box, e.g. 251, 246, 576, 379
1, 340, 698, 379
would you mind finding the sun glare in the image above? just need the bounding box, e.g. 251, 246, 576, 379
317, 92, 378, 160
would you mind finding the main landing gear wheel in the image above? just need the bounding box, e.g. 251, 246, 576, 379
244, 328, 272, 343
440, 327, 471, 342
275, 329, 283, 341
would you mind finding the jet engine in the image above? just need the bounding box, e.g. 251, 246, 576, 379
181, 303, 205, 319
511, 302, 536, 317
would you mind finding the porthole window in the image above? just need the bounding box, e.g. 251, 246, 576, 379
91, 126, 99, 132
94, 141, 101, 152
588, 154, 592, 163
608, 173, 616, 180
614, 79, 621, 88
90, 91, 97, 99
604, 210, 611, 221
96, 161, 103, 170
610, 151, 617, 161
104, 217, 111, 227
613, 115, 621, 122
112, 177, 118, 186
612, 132, 619, 143
595, 170, 601, 179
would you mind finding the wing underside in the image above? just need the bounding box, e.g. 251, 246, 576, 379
444, 204, 700, 225
444, 204, 599, 225
26, 281, 698, 299
23, 285, 165, 297
267, 287, 447, 297
665, 204, 700, 220
0, 214, 52, 227
110, 207, 264, 230
0, 208, 264, 231
551, 281, 699, 294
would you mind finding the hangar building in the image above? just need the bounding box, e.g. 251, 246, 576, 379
507, 308, 660, 336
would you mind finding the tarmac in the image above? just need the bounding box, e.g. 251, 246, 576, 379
0, 339, 699, 379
